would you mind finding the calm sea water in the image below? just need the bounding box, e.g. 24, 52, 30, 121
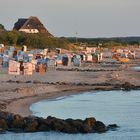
1, 90, 140, 140
131, 66, 140, 71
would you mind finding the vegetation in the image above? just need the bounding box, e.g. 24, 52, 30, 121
0, 30, 70, 50
0, 24, 5, 30
0, 23, 140, 50
67, 37, 140, 48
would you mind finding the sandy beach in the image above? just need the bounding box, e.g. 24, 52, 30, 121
0, 62, 140, 117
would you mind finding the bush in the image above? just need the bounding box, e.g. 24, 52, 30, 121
0, 31, 70, 50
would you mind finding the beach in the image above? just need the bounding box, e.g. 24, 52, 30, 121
0, 62, 140, 117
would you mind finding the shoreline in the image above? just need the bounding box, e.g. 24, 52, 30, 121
5, 85, 98, 117
0, 64, 140, 117
5, 82, 140, 117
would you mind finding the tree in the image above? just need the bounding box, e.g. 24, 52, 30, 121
0, 30, 70, 49
6, 31, 18, 45
0, 24, 5, 30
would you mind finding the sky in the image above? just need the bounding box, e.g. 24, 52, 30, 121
0, 0, 140, 38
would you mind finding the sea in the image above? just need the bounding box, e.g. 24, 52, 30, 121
1, 90, 140, 140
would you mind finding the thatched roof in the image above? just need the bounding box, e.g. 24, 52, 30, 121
13, 18, 28, 30
13, 16, 53, 36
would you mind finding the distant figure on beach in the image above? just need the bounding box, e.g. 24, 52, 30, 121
20, 61, 24, 75
21, 45, 27, 52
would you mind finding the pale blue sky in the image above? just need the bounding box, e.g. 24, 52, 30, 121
0, 0, 140, 37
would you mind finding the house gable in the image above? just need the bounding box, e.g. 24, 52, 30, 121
13, 16, 53, 36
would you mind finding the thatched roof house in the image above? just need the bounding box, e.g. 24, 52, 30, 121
13, 16, 53, 36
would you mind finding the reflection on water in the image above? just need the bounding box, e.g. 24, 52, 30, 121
1, 90, 140, 140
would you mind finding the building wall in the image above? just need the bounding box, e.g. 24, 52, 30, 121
19, 29, 39, 33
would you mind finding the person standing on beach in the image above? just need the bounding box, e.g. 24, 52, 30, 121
20, 61, 24, 75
